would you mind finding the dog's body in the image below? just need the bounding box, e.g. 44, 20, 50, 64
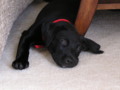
12, 0, 103, 70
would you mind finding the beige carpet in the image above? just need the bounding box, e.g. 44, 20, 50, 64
0, 2, 120, 90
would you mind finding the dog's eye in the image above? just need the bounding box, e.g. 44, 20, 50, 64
76, 46, 81, 52
60, 39, 68, 47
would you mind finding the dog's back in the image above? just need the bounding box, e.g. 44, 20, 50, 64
34, 0, 80, 24
34, 0, 54, 3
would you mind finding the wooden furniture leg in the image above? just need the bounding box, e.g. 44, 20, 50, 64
75, 0, 99, 35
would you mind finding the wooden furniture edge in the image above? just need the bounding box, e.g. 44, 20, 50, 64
97, 3, 120, 10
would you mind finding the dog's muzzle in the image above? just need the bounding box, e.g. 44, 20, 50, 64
60, 56, 78, 68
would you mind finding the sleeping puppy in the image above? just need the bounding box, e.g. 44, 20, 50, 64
12, 0, 103, 69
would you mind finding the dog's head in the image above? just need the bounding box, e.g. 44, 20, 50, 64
42, 22, 103, 68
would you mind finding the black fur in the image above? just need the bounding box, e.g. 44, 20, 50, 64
12, 0, 103, 70
33, 0, 53, 3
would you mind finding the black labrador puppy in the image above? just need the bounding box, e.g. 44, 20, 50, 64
12, 0, 103, 70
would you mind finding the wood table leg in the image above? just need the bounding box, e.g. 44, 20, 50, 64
75, 0, 99, 35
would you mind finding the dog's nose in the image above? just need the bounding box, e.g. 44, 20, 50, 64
62, 57, 78, 68
64, 58, 73, 64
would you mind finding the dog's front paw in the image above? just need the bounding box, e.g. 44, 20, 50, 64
12, 60, 29, 70
94, 50, 104, 54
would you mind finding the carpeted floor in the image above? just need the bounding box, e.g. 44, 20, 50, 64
0, 2, 120, 90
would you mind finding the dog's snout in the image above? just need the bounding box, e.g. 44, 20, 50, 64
64, 57, 73, 64
61, 57, 78, 68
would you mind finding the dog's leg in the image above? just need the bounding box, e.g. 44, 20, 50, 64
12, 19, 43, 70
12, 30, 34, 70
12, 21, 43, 70
81, 37, 104, 54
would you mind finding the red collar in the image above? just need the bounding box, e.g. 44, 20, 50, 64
52, 19, 71, 23
34, 19, 71, 49
34, 45, 44, 49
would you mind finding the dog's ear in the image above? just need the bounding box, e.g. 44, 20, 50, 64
41, 22, 56, 47
80, 36, 104, 54
41, 22, 69, 47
